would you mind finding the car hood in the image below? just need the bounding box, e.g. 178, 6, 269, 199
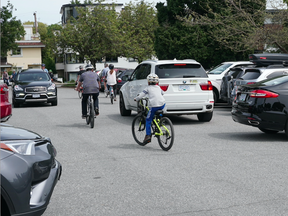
14, 81, 52, 87
0, 123, 42, 140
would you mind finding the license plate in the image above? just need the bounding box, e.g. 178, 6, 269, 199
178, 85, 190, 91
239, 93, 247, 101
32, 94, 40, 98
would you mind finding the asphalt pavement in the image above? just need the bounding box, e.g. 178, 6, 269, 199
7, 87, 288, 216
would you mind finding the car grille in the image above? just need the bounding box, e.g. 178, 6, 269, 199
25, 86, 47, 93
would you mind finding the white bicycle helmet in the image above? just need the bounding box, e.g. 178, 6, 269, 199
147, 73, 159, 84
85, 64, 94, 70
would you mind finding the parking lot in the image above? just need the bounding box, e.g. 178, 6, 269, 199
7, 87, 288, 216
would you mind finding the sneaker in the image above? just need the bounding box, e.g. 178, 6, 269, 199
82, 115, 87, 119
143, 135, 152, 144
114, 98, 116, 101
95, 108, 99, 116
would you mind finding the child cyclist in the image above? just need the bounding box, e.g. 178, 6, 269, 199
134, 74, 166, 144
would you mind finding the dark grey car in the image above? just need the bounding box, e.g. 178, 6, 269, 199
1, 123, 62, 216
12, 69, 57, 107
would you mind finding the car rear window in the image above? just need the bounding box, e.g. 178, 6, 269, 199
240, 69, 261, 80
258, 75, 288, 86
17, 72, 50, 82
155, 64, 207, 78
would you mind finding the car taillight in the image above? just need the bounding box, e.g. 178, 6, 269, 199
0, 86, 8, 94
200, 81, 213, 91
159, 85, 169, 91
250, 90, 278, 98
247, 82, 256, 84
117, 78, 122, 83
260, 57, 267, 59
174, 64, 186, 66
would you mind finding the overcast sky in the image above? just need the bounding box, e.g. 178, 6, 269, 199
1, 0, 166, 25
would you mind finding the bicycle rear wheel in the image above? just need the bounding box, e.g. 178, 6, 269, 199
132, 114, 146, 146
90, 102, 94, 128
110, 94, 113, 104
157, 117, 174, 151
86, 99, 91, 125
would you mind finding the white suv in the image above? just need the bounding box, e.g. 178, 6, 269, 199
207, 61, 254, 102
119, 59, 214, 122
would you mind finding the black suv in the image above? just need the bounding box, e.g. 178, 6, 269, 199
12, 69, 57, 107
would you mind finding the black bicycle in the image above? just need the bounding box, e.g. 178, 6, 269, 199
85, 95, 95, 128
132, 98, 174, 151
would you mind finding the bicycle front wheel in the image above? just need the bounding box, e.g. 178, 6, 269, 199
78, 90, 82, 99
132, 114, 146, 146
157, 117, 174, 151
90, 102, 94, 128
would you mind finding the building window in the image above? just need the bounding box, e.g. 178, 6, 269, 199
56, 54, 64, 63
11, 48, 22, 56
106, 56, 118, 63
128, 57, 137, 62
66, 53, 84, 64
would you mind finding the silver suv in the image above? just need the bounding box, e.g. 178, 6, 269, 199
119, 59, 214, 122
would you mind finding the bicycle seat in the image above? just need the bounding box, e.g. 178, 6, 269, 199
155, 110, 164, 115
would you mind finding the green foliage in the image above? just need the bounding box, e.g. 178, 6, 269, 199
70, 0, 81, 4
154, 0, 268, 68
0, 2, 25, 57
58, 1, 120, 67
181, 0, 288, 54
118, 1, 158, 63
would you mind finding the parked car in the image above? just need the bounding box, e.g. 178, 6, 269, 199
230, 66, 288, 104
12, 69, 57, 107
1, 123, 62, 216
0, 83, 12, 122
231, 75, 288, 135
119, 59, 214, 122
116, 69, 134, 92
207, 61, 254, 102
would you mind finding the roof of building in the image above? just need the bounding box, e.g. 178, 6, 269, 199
17, 42, 45, 48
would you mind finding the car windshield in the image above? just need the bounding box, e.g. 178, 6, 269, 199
207, 63, 232, 74
17, 72, 50, 82
155, 64, 207, 78
257, 75, 288, 86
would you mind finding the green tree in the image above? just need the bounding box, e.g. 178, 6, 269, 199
118, 1, 159, 63
0, 2, 25, 57
154, 0, 248, 69
182, 0, 288, 53
57, 0, 120, 67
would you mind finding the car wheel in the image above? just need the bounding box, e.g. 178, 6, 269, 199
259, 128, 279, 134
13, 98, 20, 108
51, 100, 58, 106
197, 112, 213, 122
119, 93, 131, 116
213, 91, 217, 103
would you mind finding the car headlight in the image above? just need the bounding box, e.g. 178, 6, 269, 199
48, 83, 56, 90
14, 85, 23, 91
1, 140, 36, 155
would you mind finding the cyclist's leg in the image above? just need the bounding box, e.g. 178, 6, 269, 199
92, 92, 99, 115
113, 84, 117, 100
81, 94, 89, 117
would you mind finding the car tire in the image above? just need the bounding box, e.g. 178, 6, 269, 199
51, 100, 58, 106
197, 112, 213, 122
119, 93, 131, 116
13, 98, 20, 108
259, 128, 279, 134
